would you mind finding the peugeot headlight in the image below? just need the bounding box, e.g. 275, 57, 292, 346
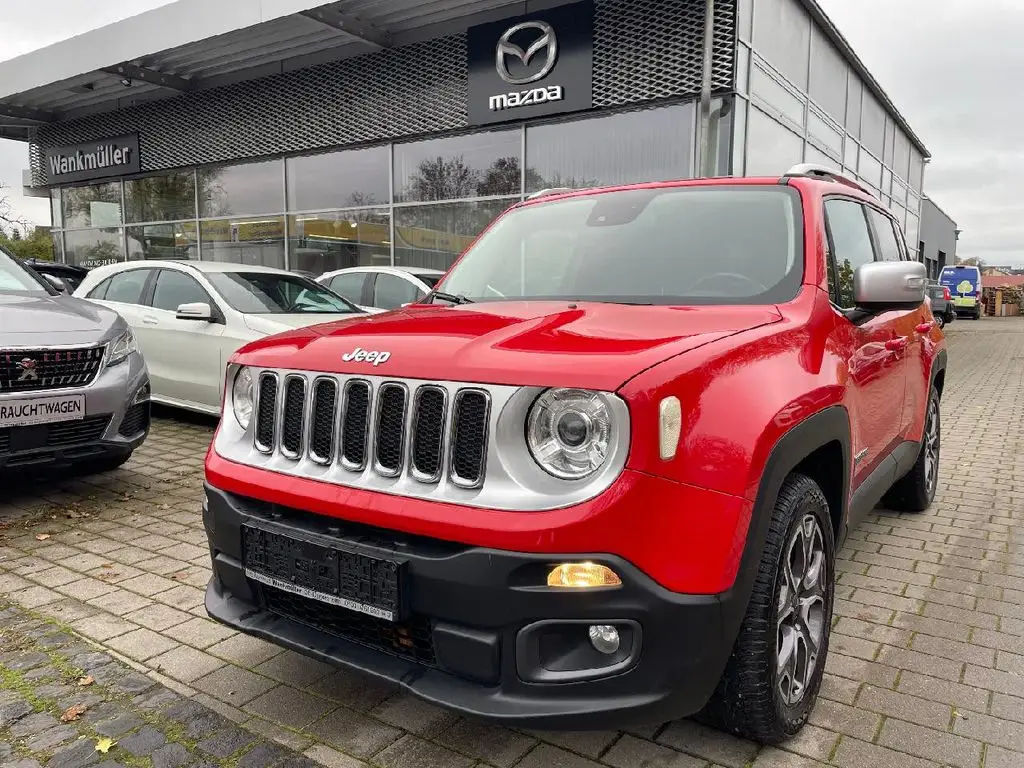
232, 366, 255, 430
106, 328, 138, 367
527, 388, 613, 480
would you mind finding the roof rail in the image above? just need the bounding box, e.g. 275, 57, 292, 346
527, 187, 579, 200
781, 163, 872, 195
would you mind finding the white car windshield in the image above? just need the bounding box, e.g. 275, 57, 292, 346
437, 186, 803, 306
0, 247, 53, 294
207, 272, 361, 315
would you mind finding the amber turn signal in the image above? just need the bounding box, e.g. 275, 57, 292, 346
547, 562, 622, 588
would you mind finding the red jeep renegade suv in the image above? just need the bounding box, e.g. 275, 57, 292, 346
203, 164, 946, 743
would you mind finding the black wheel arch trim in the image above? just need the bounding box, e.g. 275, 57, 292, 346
718, 405, 851, 645
929, 349, 948, 393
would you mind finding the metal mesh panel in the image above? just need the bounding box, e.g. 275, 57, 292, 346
29, 0, 735, 186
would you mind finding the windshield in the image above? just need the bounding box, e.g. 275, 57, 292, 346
0, 248, 53, 294
437, 186, 803, 305
207, 272, 362, 315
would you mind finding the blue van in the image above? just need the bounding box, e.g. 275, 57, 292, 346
938, 264, 983, 319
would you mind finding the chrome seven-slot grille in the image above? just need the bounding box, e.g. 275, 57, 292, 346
254, 373, 491, 489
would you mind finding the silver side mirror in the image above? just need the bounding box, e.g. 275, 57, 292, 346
854, 261, 927, 311
176, 302, 213, 321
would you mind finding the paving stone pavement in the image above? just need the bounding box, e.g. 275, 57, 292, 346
0, 600, 315, 768
1, 318, 1023, 768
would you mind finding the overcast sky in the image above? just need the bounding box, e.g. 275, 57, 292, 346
0, 0, 1019, 264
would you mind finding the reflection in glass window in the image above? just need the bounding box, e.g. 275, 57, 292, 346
197, 160, 284, 218
62, 182, 122, 229
753, 0, 810, 90
868, 208, 903, 262
205, 272, 358, 315
394, 199, 512, 272
526, 104, 694, 192
125, 171, 196, 223
104, 268, 152, 305
809, 27, 847, 122
199, 216, 285, 269
152, 269, 210, 312
51, 232, 64, 264
65, 228, 125, 269
394, 131, 521, 203
50, 189, 62, 228
327, 272, 367, 304
438, 187, 804, 305
825, 199, 874, 308
126, 223, 198, 261
288, 209, 390, 276
373, 273, 422, 309
287, 147, 389, 211
745, 107, 803, 176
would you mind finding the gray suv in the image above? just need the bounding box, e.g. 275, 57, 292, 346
0, 248, 150, 473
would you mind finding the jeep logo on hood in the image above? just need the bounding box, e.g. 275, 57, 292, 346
342, 347, 391, 366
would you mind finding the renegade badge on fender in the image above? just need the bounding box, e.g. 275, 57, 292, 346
202, 164, 946, 743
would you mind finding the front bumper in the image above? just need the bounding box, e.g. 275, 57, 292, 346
203, 484, 744, 729
0, 351, 150, 471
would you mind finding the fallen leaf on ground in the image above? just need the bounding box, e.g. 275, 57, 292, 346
95, 737, 115, 753
77, 675, 94, 687
171, 570, 189, 581
101, 563, 115, 569
34, 534, 50, 541
60, 704, 87, 722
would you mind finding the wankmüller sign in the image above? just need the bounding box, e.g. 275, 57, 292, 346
44, 134, 141, 184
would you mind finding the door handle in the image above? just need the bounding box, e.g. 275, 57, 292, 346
885, 337, 908, 352
916, 322, 934, 333
141, 315, 159, 326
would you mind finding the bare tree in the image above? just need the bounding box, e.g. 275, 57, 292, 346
0, 181, 29, 236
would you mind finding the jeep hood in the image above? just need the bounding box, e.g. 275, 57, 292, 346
242, 312, 368, 336
234, 301, 783, 391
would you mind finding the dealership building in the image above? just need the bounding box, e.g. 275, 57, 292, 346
0, 0, 933, 286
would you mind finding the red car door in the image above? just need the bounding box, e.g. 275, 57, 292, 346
824, 199, 908, 487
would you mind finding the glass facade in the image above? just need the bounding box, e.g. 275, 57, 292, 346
50, 102, 698, 274
736, 0, 926, 248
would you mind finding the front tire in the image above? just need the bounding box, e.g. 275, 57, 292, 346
883, 386, 940, 512
699, 473, 835, 744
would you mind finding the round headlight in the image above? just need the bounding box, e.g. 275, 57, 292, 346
527, 388, 613, 480
232, 367, 255, 430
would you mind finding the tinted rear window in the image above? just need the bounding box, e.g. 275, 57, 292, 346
439, 185, 804, 306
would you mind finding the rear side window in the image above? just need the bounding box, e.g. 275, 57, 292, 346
866, 208, 904, 262
824, 199, 875, 309
104, 269, 151, 305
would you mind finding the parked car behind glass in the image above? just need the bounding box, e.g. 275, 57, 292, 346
0, 246, 150, 474
74, 261, 366, 416
317, 266, 444, 311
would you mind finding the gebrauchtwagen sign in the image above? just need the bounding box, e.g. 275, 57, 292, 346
467, 0, 593, 126
44, 134, 141, 184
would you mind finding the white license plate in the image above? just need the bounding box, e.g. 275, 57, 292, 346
0, 395, 86, 428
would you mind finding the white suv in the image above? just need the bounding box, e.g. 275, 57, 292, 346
316, 266, 444, 311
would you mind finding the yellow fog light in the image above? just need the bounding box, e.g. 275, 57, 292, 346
547, 562, 622, 588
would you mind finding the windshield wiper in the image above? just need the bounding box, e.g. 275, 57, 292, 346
429, 291, 475, 305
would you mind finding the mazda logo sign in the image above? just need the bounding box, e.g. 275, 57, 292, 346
495, 20, 558, 85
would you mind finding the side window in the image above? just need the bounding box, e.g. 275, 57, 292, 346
104, 269, 151, 305
373, 274, 419, 310
824, 199, 875, 309
87, 278, 112, 300
867, 208, 904, 262
152, 270, 210, 312
328, 273, 366, 305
